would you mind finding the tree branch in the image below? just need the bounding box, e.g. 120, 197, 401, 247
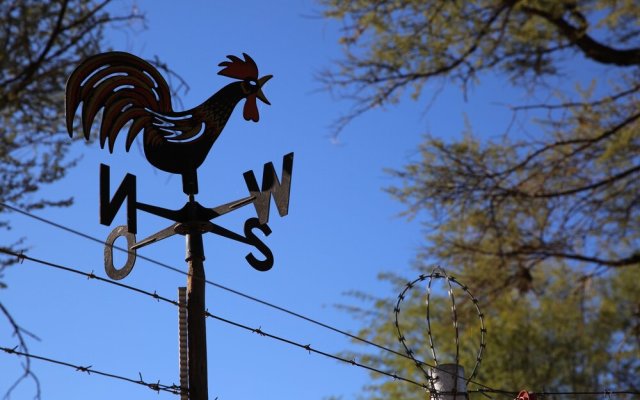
506, 164, 640, 199
509, 81, 640, 111
0, 301, 41, 400
451, 240, 640, 269
523, 6, 640, 66
496, 110, 640, 178
1, 0, 69, 89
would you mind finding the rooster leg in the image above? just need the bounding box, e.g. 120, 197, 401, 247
182, 170, 199, 196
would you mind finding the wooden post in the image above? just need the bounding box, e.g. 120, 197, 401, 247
186, 231, 208, 400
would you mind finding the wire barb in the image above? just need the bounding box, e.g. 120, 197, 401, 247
75, 365, 92, 374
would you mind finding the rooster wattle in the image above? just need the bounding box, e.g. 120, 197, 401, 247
65, 51, 272, 194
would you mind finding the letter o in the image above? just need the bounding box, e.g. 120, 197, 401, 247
104, 225, 137, 280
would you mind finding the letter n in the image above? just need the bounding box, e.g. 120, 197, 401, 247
243, 152, 293, 224
100, 164, 137, 234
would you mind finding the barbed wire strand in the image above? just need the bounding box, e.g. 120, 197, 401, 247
0, 202, 501, 393
470, 389, 640, 397
1, 249, 430, 391
0, 346, 183, 395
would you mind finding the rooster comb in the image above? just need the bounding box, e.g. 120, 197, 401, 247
218, 53, 259, 80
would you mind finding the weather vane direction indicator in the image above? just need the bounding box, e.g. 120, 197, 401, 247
99, 153, 292, 279
65, 51, 293, 279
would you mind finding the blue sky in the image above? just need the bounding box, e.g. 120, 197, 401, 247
1, 1, 520, 399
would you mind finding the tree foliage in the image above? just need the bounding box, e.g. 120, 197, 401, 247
321, 0, 640, 397
322, 0, 640, 293
322, 0, 640, 120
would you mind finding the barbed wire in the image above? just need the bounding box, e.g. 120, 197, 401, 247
0, 202, 501, 393
395, 269, 487, 387
0, 345, 183, 395
4, 251, 640, 398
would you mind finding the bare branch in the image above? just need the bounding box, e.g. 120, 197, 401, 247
0, 302, 41, 400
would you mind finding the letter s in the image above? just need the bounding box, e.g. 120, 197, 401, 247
243, 217, 274, 272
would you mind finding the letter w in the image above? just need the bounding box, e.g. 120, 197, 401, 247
243, 152, 293, 224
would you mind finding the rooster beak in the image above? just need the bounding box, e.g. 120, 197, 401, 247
256, 75, 272, 105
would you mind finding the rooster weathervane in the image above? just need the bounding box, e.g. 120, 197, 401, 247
66, 51, 293, 279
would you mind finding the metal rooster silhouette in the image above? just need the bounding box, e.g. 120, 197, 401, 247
65, 51, 272, 194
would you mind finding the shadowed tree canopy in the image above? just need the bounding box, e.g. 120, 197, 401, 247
321, 0, 640, 398
0, 0, 138, 258
0, 0, 185, 263
0, 1, 185, 397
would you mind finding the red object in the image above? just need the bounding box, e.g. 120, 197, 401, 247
516, 390, 536, 400
218, 53, 259, 80
218, 53, 267, 122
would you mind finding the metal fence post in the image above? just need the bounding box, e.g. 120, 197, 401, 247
430, 364, 468, 400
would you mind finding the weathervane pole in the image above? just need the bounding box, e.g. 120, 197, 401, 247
185, 210, 208, 400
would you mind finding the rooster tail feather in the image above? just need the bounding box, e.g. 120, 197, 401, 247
65, 51, 173, 150
104, 107, 150, 153
98, 97, 127, 150
126, 118, 148, 152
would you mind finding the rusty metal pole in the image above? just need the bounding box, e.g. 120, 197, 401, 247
186, 227, 208, 400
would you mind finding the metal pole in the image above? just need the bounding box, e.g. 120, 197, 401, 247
186, 230, 208, 400
430, 364, 468, 400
